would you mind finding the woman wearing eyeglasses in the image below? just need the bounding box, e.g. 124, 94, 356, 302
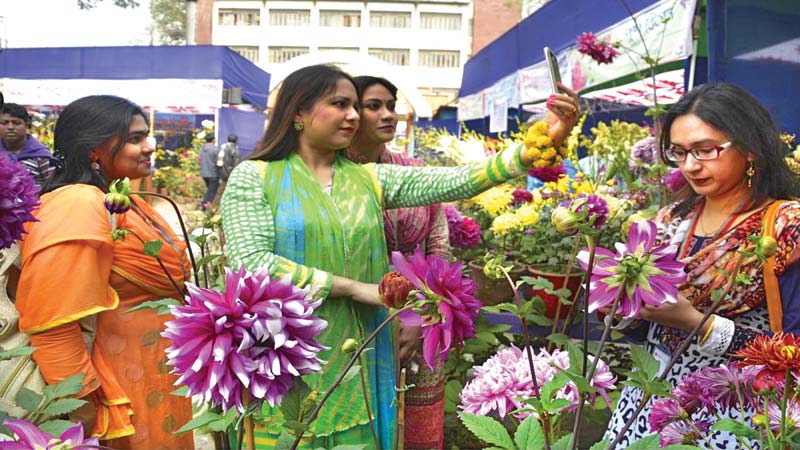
604, 83, 800, 447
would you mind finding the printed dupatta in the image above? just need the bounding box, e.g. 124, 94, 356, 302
654, 199, 800, 351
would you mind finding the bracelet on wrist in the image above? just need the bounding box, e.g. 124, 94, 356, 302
698, 315, 717, 345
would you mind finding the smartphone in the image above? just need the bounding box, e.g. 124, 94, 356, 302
544, 47, 562, 93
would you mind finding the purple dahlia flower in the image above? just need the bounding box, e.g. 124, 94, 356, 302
662, 168, 688, 193
577, 220, 687, 319
391, 248, 483, 370
567, 194, 609, 229
162, 266, 327, 411
0, 419, 99, 449
649, 398, 685, 432
0, 153, 40, 249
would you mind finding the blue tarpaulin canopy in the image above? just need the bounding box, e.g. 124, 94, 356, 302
0, 45, 270, 110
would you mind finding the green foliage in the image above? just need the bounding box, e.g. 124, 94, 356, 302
151, 0, 187, 45
711, 418, 761, 441
143, 240, 164, 258
458, 413, 517, 450
621, 345, 673, 398
279, 378, 313, 425
77, 0, 139, 9
125, 298, 181, 315
0, 346, 35, 361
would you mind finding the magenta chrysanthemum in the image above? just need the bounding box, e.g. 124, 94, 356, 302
577, 32, 619, 64
0, 153, 40, 249
695, 362, 757, 411
458, 346, 616, 419
0, 418, 99, 449
444, 204, 482, 249
567, 194, 609, 229
510, 188, 533, 206
391, 248, 482, 370
528, 164, 565, 183
662, 168, 688, 193
577, 220, 687, 319
766, 400, 800, 432
672, 370, 716, 414
162, 266, 327, 412
660, 420, 699, 447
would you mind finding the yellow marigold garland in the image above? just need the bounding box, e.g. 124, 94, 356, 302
524, 120, 571, 169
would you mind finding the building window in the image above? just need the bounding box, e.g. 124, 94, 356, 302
319, 10, 361, 27
419, 12, 461, 30
369, 11, 411, 28
230, 46, 259, 63
419, 50, 460, 68
368, 48, 410, 66
269, 9, 310, 26
268, 47, 309, 63
218, 9, 260, 26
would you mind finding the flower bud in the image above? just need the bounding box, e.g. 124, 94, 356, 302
752, 414, 768, 427
757, 236, 778, 259
551, 206, 580, 235
341, 338, 358, 354
104, 192, 131, 214
378, 272, 414, 308
752, 373, 780, 395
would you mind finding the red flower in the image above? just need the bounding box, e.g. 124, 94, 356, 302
577, 32, 618, 65
510, 188, 533, 206
528, 164, 565, 183
378, 271, 415, 308
734, 333, 800, 381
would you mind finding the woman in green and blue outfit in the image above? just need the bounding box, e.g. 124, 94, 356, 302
221, 64, 580, 449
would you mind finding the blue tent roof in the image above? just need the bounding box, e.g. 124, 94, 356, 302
0, 45, 270, 109
459, 0, 660, 97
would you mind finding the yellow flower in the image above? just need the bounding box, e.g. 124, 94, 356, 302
491, 212, 522, 235
601, 195, 623, 216
541, 148, 557, 161
472, 184, 514, 217
572, 179, 595, 196
515, 204, 540, 227
545, 177, 571, 194
526, 147, 541, 160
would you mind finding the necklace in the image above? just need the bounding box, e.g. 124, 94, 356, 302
679, 196, 755, 259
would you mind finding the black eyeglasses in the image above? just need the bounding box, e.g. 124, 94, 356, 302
664, 142, 733, 162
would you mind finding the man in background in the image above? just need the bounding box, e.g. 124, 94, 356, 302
0, 103, 56, 186
199, 134, 219, 211
212, 133, 241, 205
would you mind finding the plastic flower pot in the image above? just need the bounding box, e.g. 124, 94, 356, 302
467, 260, 531, 306
528, 264, 583, 319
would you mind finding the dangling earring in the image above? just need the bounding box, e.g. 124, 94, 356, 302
293, 120, 304, 131
746, 162, 755, 188
91, 159, 101, 173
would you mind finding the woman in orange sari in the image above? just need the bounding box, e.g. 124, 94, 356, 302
16, 95, 194, 448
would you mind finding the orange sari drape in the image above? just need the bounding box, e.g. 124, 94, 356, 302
18, 184, 194, 448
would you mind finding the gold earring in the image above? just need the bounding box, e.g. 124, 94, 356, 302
746, 162, 755, 188
293, 120, 304, 131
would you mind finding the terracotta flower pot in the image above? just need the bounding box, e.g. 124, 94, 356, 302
467, 260, 531, 306
528, 264, 583, 319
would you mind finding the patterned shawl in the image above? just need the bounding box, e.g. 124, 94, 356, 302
655, 199, 800, 351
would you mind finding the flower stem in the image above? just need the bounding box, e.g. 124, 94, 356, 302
548, 237, 581, 349
120, 227, 187, 298
608, 250, 749, 449
358, 353, 381, 450
132, 191, 199, 283
500, 267, 552, 450
289, 306, 412, 450
580, 236, 596, 376
570, 287, 624, 450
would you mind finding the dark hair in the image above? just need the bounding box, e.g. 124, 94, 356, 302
353, 76, 398, 100
1, 103, 30, 123
660, 82, 799, 214
47, 95, 147, 194
249, 64, 358, 161
228, 134, 238, 143
205, 134, 215, 143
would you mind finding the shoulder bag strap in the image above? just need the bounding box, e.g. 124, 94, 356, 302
763, 200, 786, 333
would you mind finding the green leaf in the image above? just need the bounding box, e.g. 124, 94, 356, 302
711, 418, 761, 440
274, 432, 295, 450
48, 373, 85, 400
526, 314, 553, 327
546, 333, 572, 349
175, 411, 223, 435
444, 379, 464, 414
521, 276, 554, 291
458, 412, 516, 450
342, 365, 362, 385
589, 439, 611, 450
282, 420, 309, 434
171, 386, 189, 397
0, 346, 36, 361
124, 298, 181, 315
15, 388, 43, 413
38, 419, 76, 437
625, 433, 661, 449
143, 239, 164, 258
540, 372, 570, 404
513, 414, 544, 450
40, 398, 87, 416
630, 345, 660, 379
196, 254, 222, 267
550, 433, 573, 450
327, 446, 367, 450
280, 378, 311, 422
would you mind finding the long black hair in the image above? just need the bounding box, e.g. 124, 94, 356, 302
353, 76, 398, 100
660, 82, 799, 213
249, 64, 358, 161
47, 95, 147, 194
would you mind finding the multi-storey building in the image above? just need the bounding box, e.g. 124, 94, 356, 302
209, 0, 472, 116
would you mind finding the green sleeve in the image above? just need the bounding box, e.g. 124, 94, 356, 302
372, 142, 526, 209
220, 161, 333, 300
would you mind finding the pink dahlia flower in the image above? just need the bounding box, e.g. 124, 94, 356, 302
444, 204, 482, 249
577, 220, 687, 319
0, 419, 98, 449
162, 266, 327, 411
767, 400, 800, 432
662, 168, 688, 193
0, 153, 40, 249
649, 398, 684, 432
577, 32, 619, 65
391, 249, 482, 370
660, 420, 699, 447
695, 362, 757, 411
672, 370, 716, 415
510, 188, 533, 206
